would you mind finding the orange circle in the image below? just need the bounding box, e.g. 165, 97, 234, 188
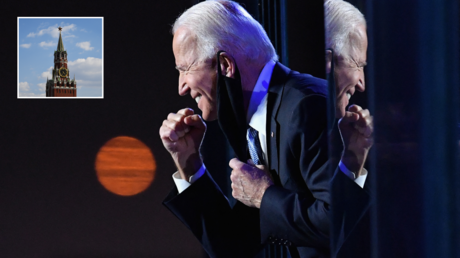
95, 136, 156, 196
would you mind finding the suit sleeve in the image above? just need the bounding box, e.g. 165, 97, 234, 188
330, 167, 371, 257
163, 170, 264, 258
259, 94, 331, 249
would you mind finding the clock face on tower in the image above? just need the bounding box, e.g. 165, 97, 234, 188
59, 67, 68, 77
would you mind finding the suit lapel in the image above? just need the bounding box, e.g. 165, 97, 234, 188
266, 62, 291, 176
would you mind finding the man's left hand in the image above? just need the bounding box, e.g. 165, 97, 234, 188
229, 158, 274, 208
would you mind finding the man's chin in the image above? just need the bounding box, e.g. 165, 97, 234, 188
336, 108, 346, 119
202, 112, 218, 121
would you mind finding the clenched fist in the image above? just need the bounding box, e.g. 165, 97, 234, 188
338, 104, 373, 176
159, 108, 206, 181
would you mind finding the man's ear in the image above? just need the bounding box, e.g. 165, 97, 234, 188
219, 52, 235, 78
325, 50, 332, 74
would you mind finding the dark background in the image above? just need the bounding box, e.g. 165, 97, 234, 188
2, 1, 325, 257
3, 0, 459, 257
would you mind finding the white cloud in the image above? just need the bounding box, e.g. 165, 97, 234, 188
19, 92, 46, 97
37, 82, 46, 92
39, 66, 53, 80
19, 82, 30, 92
27, 24, 76, 38
65, 57, 103, 96
76, 41, 94, 51
74, 79, 101, 88
20, 43, 31, 48
39, 41, 55, 48
68, 57, 102, 83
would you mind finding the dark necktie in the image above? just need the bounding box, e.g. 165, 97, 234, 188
247, 127, 291, 258
247, 126, 265, 165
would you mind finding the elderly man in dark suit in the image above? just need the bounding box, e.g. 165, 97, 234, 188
323, 1, 374, 257
159, 0, 372, 257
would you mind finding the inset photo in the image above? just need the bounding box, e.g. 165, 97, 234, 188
18, 17, 103, 98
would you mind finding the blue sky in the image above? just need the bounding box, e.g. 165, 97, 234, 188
18, 17, 103, 98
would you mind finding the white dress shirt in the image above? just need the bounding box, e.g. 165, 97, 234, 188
173, 60, 366, 192
245, 60, 276, 164
339, 160, 367, 188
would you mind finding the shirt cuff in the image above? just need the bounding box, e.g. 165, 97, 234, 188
172, 164, 206, 194
339, 160, 367, 188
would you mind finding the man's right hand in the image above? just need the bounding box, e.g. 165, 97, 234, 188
338, 105, 373, 176
159, 108, 206, 181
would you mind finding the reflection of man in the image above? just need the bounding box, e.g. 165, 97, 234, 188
324, 0, 373, 257
325, 0, 371, 177
160, 0, 332, 257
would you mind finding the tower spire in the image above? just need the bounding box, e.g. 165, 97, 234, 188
57, 27, 64, 52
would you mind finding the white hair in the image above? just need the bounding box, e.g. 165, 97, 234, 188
172, 0, 278, 66
324, 0, 366, 60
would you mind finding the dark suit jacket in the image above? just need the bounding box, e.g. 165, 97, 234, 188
327, 123, 372, 258
330, 169, 372, 258
164, 63, 331, 258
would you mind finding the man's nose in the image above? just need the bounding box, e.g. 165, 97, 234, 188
356, 71, 365, 92
178, 76, 189, 96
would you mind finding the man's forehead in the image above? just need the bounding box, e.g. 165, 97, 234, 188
174, 27, 193, 44
173, 28, 198, 64
343, 28, 368, 64
354, 25, 368, 56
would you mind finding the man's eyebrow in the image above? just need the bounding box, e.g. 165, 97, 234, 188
175, 65, 186, 71
351, 58, 367, 68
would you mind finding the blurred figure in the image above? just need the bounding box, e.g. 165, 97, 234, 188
325, 0, 373, 257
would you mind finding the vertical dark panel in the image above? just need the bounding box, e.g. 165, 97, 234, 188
362, 1, 378, 256
372, 0, 423, 256
364, 0, 460, 257
242, 0, 325, 76
259, 0, 286, 64
279, 0, 288, 65
285, 1, 325, 78
419, 0, 460, 257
